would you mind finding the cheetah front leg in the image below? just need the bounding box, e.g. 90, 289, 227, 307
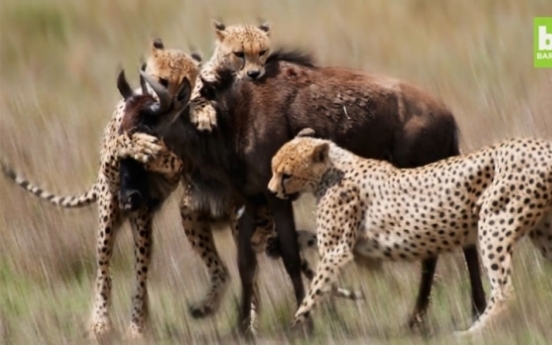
115, 130, 184, 183
291, 242, 355, 327
125, 207, 154, 339
142, 142, 184, 184
115, 132, 167, 165
88, 179, 123, 339
292, 188, 360, 327
180, 194, 230, 318
265, 229, 362, 300
189, 76, 218, 132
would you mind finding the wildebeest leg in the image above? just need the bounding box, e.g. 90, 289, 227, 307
236, 202, 258, 336
407, 257, 437, 329
408, 247, 486, 328
264, 194, 309, 331
463, 245, 486, 319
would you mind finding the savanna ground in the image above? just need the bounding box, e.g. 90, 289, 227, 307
1, 0, 551, 344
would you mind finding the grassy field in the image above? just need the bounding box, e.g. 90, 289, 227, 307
1, 0, 551, 344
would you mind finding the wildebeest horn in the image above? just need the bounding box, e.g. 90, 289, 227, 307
117, 69, 135, 101
139, 72, 148, 96
139, 70, 171, 114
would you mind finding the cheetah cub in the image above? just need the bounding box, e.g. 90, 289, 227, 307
268, 129, 552, 335
189, 20, 271, 131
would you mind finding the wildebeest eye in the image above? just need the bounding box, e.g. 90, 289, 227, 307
259, 50, 267, 56
234, 51, 244, 58
159, 78, 169, 87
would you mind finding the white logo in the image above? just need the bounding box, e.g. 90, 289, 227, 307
538, 26, 552, 51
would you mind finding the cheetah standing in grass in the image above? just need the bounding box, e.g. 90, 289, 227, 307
268, 129, 552, 335
1, 39, 202, 339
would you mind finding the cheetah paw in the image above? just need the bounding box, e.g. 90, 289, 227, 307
88, 317, 113, 339
190, 104, 217, 132
125, 322, 146, 340
121, 133, 167, 164
189, 300, 217, 318
333, 286, 364, 301
289, 316, 314, 338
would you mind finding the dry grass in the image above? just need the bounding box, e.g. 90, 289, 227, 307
1, 0, 551, 344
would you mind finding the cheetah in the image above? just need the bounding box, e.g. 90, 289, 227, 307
268, 129, 552, 335
1, 38, 202, 339
189, 20, 271, 132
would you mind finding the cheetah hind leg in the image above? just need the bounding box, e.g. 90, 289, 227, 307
528, 209, 552, 262
181, 202, 230, 318
456, 200, 541, 336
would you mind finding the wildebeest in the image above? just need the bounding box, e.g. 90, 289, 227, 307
135, 49, 486, 334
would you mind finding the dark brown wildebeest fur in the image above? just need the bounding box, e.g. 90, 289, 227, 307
138, 50, 486, 334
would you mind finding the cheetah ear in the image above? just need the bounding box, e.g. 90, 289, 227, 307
151, 37, 165, 57
296, 128, 316, 138
213, 19, 227, 41
258, 21, 271, 35
139, 55, 147, 72
191, 52, 202, 64
311, 143, 329, 164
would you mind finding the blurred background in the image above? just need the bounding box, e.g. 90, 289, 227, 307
1, 0, 551, 344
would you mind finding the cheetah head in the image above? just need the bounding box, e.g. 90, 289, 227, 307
268, 128, 330, 199
119, 38, 201, 130
144, 38, 202, 104
212, 20, 271, 81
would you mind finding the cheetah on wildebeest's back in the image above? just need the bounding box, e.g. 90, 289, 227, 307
268, 130, 552, 335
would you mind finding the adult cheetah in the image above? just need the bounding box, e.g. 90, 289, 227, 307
268, 130, 552, 335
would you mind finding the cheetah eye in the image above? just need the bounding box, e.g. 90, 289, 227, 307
282, 173, 291, 181
234, 51, 244, 58
259, 50, 267, 57
158, 78, 169, 87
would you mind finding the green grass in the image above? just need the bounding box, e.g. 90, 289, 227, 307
1, 0, 551, 344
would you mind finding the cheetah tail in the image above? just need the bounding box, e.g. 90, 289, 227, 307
1, 160, 97, 208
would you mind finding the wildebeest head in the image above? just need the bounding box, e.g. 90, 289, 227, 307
117, 69, 192, 134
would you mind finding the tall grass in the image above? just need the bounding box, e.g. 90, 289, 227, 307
0, 0, 551, 344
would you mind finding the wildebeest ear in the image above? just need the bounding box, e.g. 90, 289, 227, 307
296, 128, 316, 138
116, 68, 135, 100
176, 78, 192, 105
213, 19, 227, 40
311, 143, 329, 164
258, 21, 271, 34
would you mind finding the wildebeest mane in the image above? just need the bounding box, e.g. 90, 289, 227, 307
265, 48, 316, 67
